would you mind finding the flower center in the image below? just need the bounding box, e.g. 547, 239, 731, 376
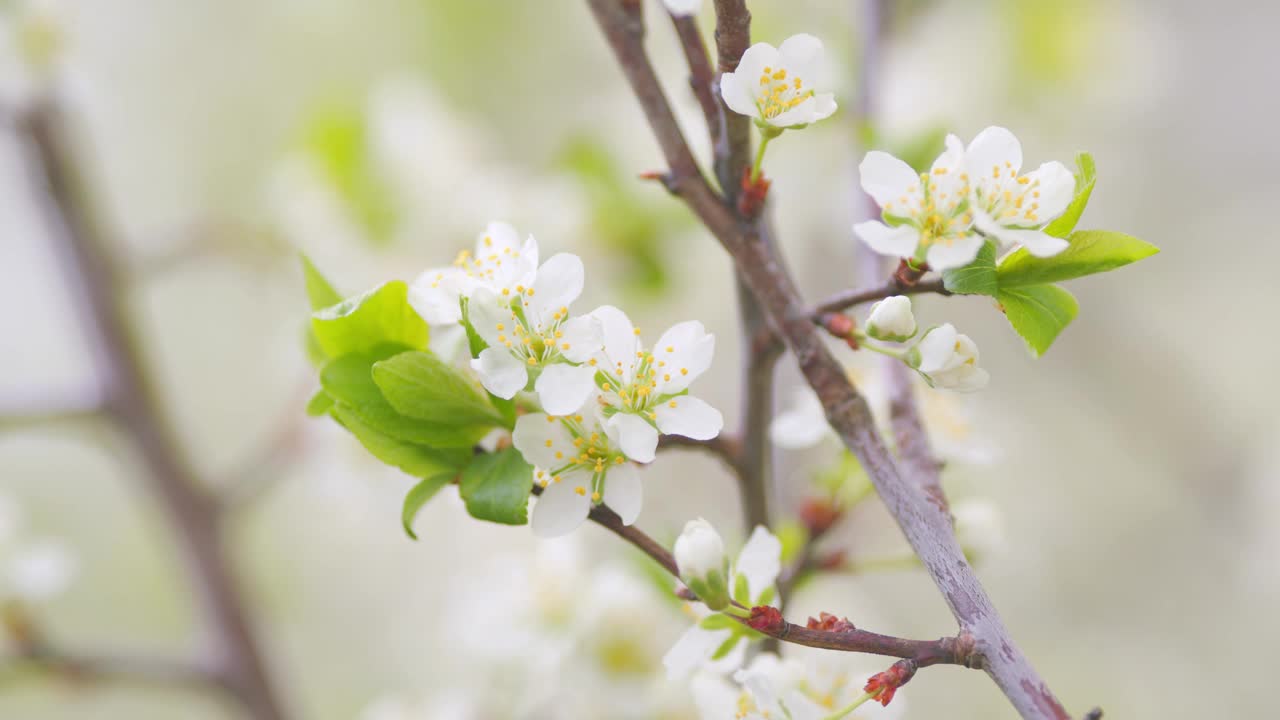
913, 171, 972, 250
755, 65, 813, 119
976, 164, 1043, 224
486, 296, 574, 367
450, 237, 519, 290
536, 415, 625, 502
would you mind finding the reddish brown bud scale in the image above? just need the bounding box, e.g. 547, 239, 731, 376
799, 497, 842, 535
747, 605, 787, 635
737, 167, 772, 218
819, 313, 859, 349
864, 658, 918, 706
805, 611, 856, 633
893, 258, 928, 288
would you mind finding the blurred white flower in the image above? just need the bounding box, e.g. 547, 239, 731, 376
513, 410, 641, 537
663, 0, 702, 16
953, 498, 1006, 559
0, 0, 69, 106
965, 126, 1075, 257
720, 34, 837, 131
7, 539, 76, 601
586, 306, 723, 464
693, 651, 906, 720
674, 518, 729, 610
663, 525, 781, 679
865, 296, 917, 342
854, 135, 983, 271
909, 324, 989, 392
770, 388, 832, 450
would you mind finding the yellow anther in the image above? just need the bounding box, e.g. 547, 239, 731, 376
553, 475, 562, 483
561, 343, 571, 350
555, 451, 563, 459
588, 358, 597, 366
933, 167, 949, 175
663, 374, 671, 382
575, 415, 584, 422
574, 486, 586, 496
772, 69, 787, 80
496, 323, 505, 331
546, 415, 557, 422
614, 456, 624, 465
516, 285, 524, 292
633, 327, 641, 336
527, 357, 538, 365
680, 368, 688, 375
602, 383, 611, 391
497, 335, 506, 343
669, 401, 678, 408
573, 437, 584, 447
591, 491, 601, 502
1017, 176, 1031, 185
666, 346, 674, 353
544, 439, 553, 448
483, 236, 493, 247
502, 288, 510, 296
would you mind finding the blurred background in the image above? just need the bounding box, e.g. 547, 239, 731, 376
0, 0, 1275, 718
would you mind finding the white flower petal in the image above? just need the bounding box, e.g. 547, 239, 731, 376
408, 267, 464, 325
530, 253, 585, 326
718, 71, 758, 118
928, 134, 969, 199
663, 625, 733, 680
607, 412, 659, 463
916, 324, 959, 373
9, 540, 76, 600
966, 126, 1023, 178
534, 364, 597, 416
473, 221, 521, 256
466, 286, 513, 348
471, 347, 528, 399
602, 462, 642, 525
1023, 160, 1076, 223
555, 314, 603, 363
858, 151, 920, 208
768, 93, 837, 128
655, 395, 723, 440
735, 526, 782, 601
854, 220, 920, 258
866, 295, 917, 340
513, 413, 575, 468
653, 321, 715, 394
532, 477, 592, 538
662, 0, 701, 16
691, 674, 741, 719
780, 692, 830, 720
990, 227, 1069, 257
770, 390, 831, 449
925, 233, 984, 271
587, 305, 638, 380
777, 33, 824, 87
734, 42, 778, 96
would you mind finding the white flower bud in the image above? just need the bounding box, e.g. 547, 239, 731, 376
953, 499, 1005, 560
865, 295, 917, 341
662, 0, 702, 16
909, 324, 989, 392
674, 518, 730, 610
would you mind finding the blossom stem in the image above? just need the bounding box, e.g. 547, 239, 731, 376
822, 689, 879, 720
722, 604, 752, 619
853, 335, 905, 360
749, 133, 773, 183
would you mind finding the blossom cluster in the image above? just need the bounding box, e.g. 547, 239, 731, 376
409, 222, 724, 537
855, 126, 1076, 271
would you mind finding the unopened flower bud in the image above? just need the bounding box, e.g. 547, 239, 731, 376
865, 295, 917, 342
674, 518, 730, 610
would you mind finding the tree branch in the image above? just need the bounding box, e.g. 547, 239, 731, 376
657, 432, 743, 474
583, 2, 1073, 716
668, 13, 722, 157
809, 278, 948, 317
0, 647, 223, 695
12, 105, 289, 720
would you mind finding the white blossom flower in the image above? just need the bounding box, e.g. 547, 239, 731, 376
854, 135, 984, 271
7, 539, 76, 601
865, 295, 917, 342
953, 498, 1006, 559
965, 126, 1075, 257
663, 525, 781, 679
465, 257, 603, 414
584, 306, 722, 464
720, 34, 837, 131
674, 518, 730, 610
662, 0, 701, 16
694, 651, 907, 720
909, 324, 989, 392
513, 410, 641, 537
408, 221, 539, 325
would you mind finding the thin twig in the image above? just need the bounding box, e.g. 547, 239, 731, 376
810, 278, 949, 317
657, 432, 743, 473
14, 105, 288, 720
583, 2, 1073, 716
668, 14, 722, 158
0, 647, 224, 694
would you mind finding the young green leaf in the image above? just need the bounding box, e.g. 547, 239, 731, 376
941, 239, 999, 296
401, 473, 455, 540
458, 448, 533, 526
997, 284, 1079, 356
321, 349, 489, 448
305, 390, 334, 417
997, 230, 1158, 288
732, 572, 751, 607
709, 633, 742, 661
1043, 152, 1096, 238
311, 281, 429, 360
372, 351, 506, 428
330, 405, 470, 479
697, 614, 739, 631
300, 253, 343, 310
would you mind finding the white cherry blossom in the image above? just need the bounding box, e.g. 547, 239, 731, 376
466, 254, 603, 414
965, 126, 1075, 257
584, 306, 722, 463
674, 518, 730, 610
663, 525, 781, 679
865, 295, 917, 342
513, 410, 641, 537
694, 651, 908, 720
909, 324, 989, 392
854, 135, 983, 271
408, 221, 538, 325
720, 34, 837, 131
662, 0, 701, 16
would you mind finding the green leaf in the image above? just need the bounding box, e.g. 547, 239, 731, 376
300, 107, 396, 244
311, 281, 429, 360
709, 633, 742, 661
997, 284, 1079, 356
889, 126, 948, 174
942, 240, 999, 296
458, 448, 533, 525
300, 254, 343, 310
1043, 153, 1096, 238
372, 351, 505, 428
305, 390, 334, 417
401, 474, 454, 540
997, 230, 1159, 288
330, 405, 469, 478
698, 614, 738, 631
732, 572, 751, 607
321, 349, 489, 448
